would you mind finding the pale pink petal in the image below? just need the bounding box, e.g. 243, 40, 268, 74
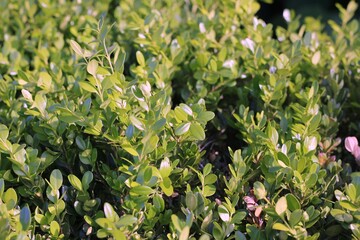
345, 137, 358, 153
353, 146, 360, 160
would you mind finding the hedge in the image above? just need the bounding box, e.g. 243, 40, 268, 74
0, 0, 359, 239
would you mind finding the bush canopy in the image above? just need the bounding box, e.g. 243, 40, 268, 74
0, 0, 360, 239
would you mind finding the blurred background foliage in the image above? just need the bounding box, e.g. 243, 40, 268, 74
259, 0, 360, 30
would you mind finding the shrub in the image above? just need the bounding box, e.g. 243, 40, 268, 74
0, 0, 359, 239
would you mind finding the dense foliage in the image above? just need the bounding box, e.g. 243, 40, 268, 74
0, 0, 360, 239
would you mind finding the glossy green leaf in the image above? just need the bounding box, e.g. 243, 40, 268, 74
82, 171, 93, 192
50, 221, 60, 236
190, 123, 205, 140
254, 181, 267, 200
20, 204, 31, 231
286, 194, 301, 211
79, 81, 97, 93
180, 104, 193, 116
175, 122, 191, 136
50, 169, 63, 190
218, 205, 230, 222
160, 177, 174, 196
104, 202, 119, 222
339, 200, 358, 211
197, 111, 215, 122
130, 185, 154, 196
4, 188, 17, 210
272, 222, 289, 231
174, 107, 188, 121
68, 174, 83, 191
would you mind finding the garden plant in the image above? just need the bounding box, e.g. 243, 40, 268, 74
0, 0, 360, 239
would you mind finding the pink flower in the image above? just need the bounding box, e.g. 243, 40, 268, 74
345, 137, 358, 153
345, 136, 360, 166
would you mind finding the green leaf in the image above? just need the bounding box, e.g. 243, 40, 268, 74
272, 222, 289, 231
136, 51, 145, 66
171, 214, 182, 231
174, 107, 188, 121
180, 104, 193, 116
122, 144, 139, 156
275, 196, 287, 217
104, 202, 119, 222
4, 188, 17, 210
82, 171, 93, 192
268, 126, 278, 146
160, 177, 174, 196
234, 231, 247, 240
286, 194, 301, 211
0, 179, 4, 199
339, 200, 358, 211
130, 115, 144, 131
204, 174, 217, 185
20, 204, 31, 231
13, 147, 26, 164
160, 157, 172, 178
289, 209, 303, 227
70, 40, 83, 56
142, 135, 159, 155
96, 218, 113, 229
213, 222, 224, 240
197, 111, 215, 122
34, 94, 47, 115
130, 185, 154, 196
79, 81, 97, 93
101, 76, 114, 91
305, 173, 318, 188
153, 194, 165, 212
75, 136, 87, 150
303, 32, 311, 46
218, 205, 230, 222
203, 163, 212, 176
203, 185, 216, 197
68, 174, 83, 191
117, 215, 137, 227
232, 211, 247, 224
190, 123, 205, 140
253, 181, 267, 200
175, 122, 191, 136
50, 169, 63, 190
152, 118, 166, 132
199, 234, 211, 240
0, 124, 9, 140
87, 59, 98, 76
50, 221, 60, 236
186, 192, 197, 211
